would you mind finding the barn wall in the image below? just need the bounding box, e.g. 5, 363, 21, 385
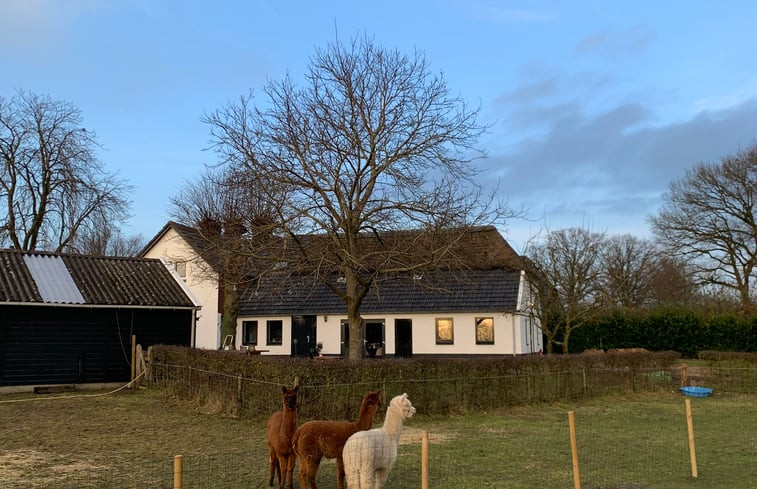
0, 306, 192, 386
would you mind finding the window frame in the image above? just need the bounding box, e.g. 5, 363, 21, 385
475, 317, 495, 345
266, 320, 283, 346
435, 317, 454, 345
242, 320, 258, 346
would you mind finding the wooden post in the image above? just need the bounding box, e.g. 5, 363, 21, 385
130, 335, 137, 388
421, 430, 429, 489
236, 374, 243, 418
685, 399, 698, 478
568, 411, 581, 489
681, 363, 688, 387
173, 454, 183, 489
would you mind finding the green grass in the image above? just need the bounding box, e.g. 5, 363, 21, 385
0, 388, 755, 488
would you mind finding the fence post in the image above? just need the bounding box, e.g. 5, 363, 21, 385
173, 454, 183, 489
421, 430, 429, 489
685, 399, 698, 478
681, 363, 688, 387
568, 411, 581, 489
130, 335, 137, 388
236, 374, 243, 418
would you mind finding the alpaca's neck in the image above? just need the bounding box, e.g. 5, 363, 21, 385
281, 406, 297, 435
355, 404, 377, 430
381, 406, 406, 441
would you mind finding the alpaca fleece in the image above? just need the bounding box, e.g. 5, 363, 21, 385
267, 386, 298, 489
342, 393, 416, 489
292, 390, 381, 489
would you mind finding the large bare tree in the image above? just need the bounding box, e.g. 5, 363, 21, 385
526, 227, 605, 353
204, 37, 514, 359
170, 166, 281, 345
0, 90, 131, 252
650, 145, 756, 315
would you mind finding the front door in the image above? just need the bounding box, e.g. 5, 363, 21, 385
291, 315, 316, 357
364, 319, 385, 358
395, 318, 413, 358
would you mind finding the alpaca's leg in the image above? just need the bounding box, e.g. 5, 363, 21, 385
304, 456, 321, 489
345, 467, 360, 489
336, 455, 346, 489
284, 453, 296, 489
359, 468, 375, 489
268, 446, 280, 487
373, 468, 390, 489
276, 454, 289, 489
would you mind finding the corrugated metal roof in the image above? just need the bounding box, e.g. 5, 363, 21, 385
0, 249, 196, 308
23, 254, 85, 304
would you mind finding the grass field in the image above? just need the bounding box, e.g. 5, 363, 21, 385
0, 387, 755, 488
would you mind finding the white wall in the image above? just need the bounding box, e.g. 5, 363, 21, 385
237, 311, 535, 356
142, 228, 220, 349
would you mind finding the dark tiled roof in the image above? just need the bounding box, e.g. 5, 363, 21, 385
0, 249, 196, 308
239, 268, 522, 315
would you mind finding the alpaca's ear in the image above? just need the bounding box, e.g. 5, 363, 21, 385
282, 386, 288, 394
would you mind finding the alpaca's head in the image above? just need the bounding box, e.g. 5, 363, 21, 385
389, 393, 415, 419
282, 386, 298, 410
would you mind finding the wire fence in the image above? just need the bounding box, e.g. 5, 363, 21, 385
3, 364, 755, 488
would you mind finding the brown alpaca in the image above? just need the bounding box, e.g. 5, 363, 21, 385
292, 390, 381, 489
267, 386, 299, 489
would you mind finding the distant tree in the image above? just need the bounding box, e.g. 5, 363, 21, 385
204, 37, 515, 359
650, 145, 756, 315
169, 167, 280, 346
66, 221, 145, 257
645, 254, 699, 306
527, 228, 606, 353
0, 90, 131, 251
599, 234, 658, 308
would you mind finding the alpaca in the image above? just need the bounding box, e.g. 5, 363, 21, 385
342, 393, 416, 489
267, 386, 299, 489
292, 390, 381, 489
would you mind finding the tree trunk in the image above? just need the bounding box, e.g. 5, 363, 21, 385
345, 271, 366, 360
221, 282, 239, 348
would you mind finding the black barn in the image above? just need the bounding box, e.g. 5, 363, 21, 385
0, 250, 198, 387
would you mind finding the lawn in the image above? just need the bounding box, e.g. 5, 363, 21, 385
0, 387, 754, 488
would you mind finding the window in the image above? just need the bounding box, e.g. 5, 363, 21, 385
242, 321, 258, 345
173, 261, 187, 278
476, 317, 494, 344
267, 320, 283, 345
435, 318, 454, 344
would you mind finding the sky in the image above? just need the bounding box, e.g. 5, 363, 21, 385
2, 0, 756, 253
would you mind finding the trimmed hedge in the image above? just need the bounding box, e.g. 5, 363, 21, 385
570, 307, 757, 357
148, 346, 680, 419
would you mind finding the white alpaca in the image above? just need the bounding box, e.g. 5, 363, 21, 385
342, 393, 416, 489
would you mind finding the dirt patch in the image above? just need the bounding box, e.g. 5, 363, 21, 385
0, 449, 102, 486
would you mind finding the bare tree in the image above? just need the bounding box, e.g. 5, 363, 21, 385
650, 145, 756, 315
0, 90, 131, 251
169, 166, 281, 344
599, 234, 659, 308
204, 37, 515, 359
526, 228, 605, 354
67, 222, 145, 256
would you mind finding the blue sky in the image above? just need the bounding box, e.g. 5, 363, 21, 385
2, 0, 756, 252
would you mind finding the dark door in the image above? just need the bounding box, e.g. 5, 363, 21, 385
365, 319, 385, 358
395, 318, 413, 358
291, 315, 316, 357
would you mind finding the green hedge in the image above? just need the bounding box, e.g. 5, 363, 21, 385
570, 307, 757, 357
148, 346, 680, 419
